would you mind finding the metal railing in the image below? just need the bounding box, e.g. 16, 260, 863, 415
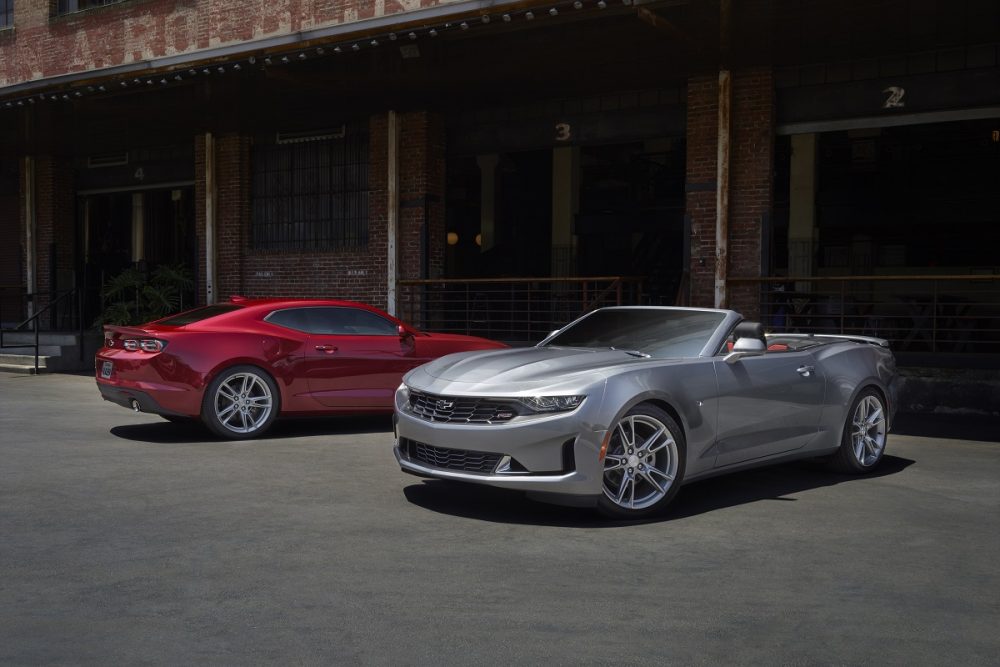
398, 276, 644, 345
730, 274, 1000, 355
0, 287, 83, 374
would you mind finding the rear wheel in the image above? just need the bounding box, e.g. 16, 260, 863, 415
828, 388, 887, 473
201, 366, 280, 439
597, 404, 685, 519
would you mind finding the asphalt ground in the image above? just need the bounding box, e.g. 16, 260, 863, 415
1, 371, 998, 665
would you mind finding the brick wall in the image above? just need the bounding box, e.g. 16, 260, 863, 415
198, 115, 392, 310
32, 155, 75, 311
728, 67, 774, 322
398, 111, 445, 283
0, 0, 464, 88
685, 68, 773, 321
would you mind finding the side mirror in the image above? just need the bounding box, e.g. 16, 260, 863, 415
398, 324, 413, 339
724, 337, 766, 364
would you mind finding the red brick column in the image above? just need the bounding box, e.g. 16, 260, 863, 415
214, 133, 250, 300
399, 111, 446, 283
728, 67, 774, 322
685, 76, 719, 310
194, 134, 207, 305
685, 68, 773, 321
32, 155, 75, 313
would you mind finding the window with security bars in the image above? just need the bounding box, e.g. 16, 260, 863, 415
1, 0, 13, 28
251, 126, 369, 251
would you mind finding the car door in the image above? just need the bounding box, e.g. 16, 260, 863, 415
301, 307, 419, 409
712, 349, 826, 467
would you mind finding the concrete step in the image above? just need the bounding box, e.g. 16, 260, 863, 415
0, 355, 56, 374
1, 331, 82, 346
0, 346, 64, 356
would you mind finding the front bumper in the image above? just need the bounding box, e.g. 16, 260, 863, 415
393, 398, 608, 499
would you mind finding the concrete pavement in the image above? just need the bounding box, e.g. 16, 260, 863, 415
1, 372, 998, 665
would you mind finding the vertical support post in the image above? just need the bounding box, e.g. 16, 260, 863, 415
715, 69, 731, 310
715, 0, 732, 310
24, 156, 36, 319
387, 111, 400, 316
477, 154, 499, 252
204, 132, 216, 305
131, 193, 145, 264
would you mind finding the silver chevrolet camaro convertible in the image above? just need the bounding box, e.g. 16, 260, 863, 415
393, 307, 898, 519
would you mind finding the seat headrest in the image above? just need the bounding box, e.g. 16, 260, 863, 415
734, 321, 765, 342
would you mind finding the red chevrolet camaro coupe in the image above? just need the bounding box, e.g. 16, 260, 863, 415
95, 297, 506, 439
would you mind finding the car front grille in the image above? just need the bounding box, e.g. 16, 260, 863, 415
407, 390, 517, 425
402, 438, 503, 474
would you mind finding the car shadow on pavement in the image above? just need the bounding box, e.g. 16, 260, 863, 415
109, 414, 392, 444
401, 455, 915, 527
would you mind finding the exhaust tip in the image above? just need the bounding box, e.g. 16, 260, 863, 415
129, 399, 141, 412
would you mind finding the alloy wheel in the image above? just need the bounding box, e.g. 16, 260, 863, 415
851, 394, 886, 466
214, 372, 274, 434
602, 413, 679, 511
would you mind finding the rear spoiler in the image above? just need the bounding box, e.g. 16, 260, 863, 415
103, 325, 151, 337
767, 333, 890, 348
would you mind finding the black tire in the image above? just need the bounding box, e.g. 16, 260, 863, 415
828, 388, 888, 473
597, 403, 686, 520
201, 365, 281, 440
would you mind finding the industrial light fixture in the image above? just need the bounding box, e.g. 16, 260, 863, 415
573, 0, 583, 7
333, 46, 342, 53
502, 13, 511, 21
549, 7, 559, 15
481, 14, 490, 23
315, 47, 324, 55
233, 63, 242, 70
174, 75, 182, 81
160, 78, 168, 85
429, 28, 438, 36
281, 56, 290, 63
217, 66, 225, 73
74, 91, 83, 97
460, 21, 468, 29
597, 0, 607, 7
370, 39, 379, 46
388, 32, 397, 40
264, 56, 272, 65
525, 10, 535, 19
447, 232, 459, 245
408, 31, 417, 39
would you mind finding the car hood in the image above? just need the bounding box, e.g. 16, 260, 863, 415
407, 346, 685, 394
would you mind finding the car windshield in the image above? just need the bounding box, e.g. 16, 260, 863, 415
155, 304, 242, 326
543, 309, 726, 358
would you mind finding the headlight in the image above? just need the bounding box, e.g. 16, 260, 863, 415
518, 395, 585, 413
397, 383, 411, 408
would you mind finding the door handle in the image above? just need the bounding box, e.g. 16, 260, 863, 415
796, 365, 815, 377
315, 345, 338, 353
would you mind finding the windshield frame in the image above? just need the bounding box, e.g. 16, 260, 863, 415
538, 306, 739, 359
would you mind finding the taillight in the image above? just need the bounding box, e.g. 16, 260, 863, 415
122, 339, 166, 353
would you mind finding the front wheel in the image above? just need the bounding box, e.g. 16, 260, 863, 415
828, 388, 888, 473
597, 404, 686, 520
201, 366, 280, 439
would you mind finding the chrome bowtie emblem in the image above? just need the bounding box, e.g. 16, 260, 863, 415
435, 399, 453, 410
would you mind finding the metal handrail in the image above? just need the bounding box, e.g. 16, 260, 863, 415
0, 287, 80, 374
397, 275, 645, 344
730, 274, 1000, 356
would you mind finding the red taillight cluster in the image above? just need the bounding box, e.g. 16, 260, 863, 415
121, 339, 167, 353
